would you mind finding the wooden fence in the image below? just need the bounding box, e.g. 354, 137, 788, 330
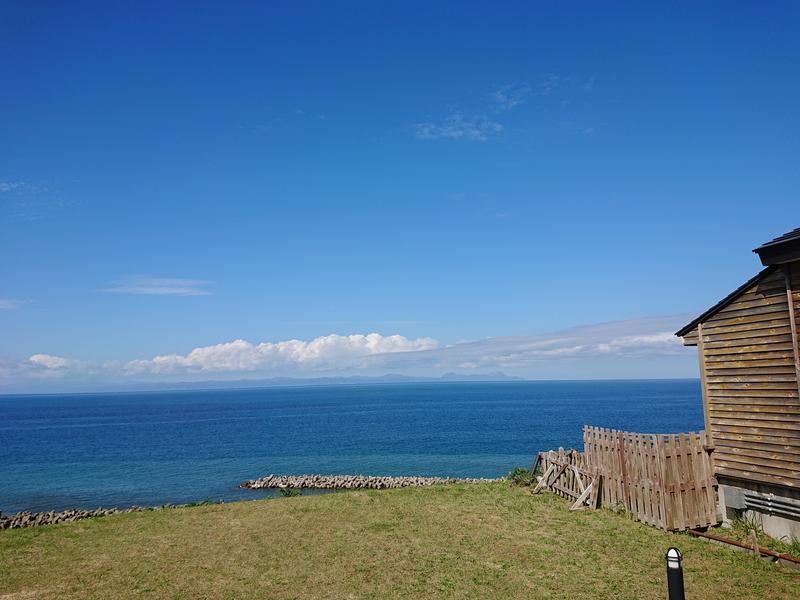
531, 448, 599, 511
532, 426, 719, 531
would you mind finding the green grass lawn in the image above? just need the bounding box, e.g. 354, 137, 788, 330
1, 483, 798, 599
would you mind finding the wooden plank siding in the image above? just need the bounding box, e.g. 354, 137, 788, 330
788, 264, 800, 393
694, 266, 800, 489
682, 327, 699, 346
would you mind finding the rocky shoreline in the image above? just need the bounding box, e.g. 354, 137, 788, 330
240, 474, 499, 490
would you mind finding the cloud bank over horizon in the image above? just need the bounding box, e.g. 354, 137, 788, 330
124, 333, 439, 374
1, 316, 697, 392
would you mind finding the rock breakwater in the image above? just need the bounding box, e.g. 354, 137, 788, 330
240, 474, 499, 490
2, 476, 499, 531
0, 506, 152, 531
0, 503, 197, 531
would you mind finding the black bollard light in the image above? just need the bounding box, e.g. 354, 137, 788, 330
665, 547, 686, 600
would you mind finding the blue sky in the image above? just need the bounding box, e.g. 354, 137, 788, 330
2, 2, 799, 391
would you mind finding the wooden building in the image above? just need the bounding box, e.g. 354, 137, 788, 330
676, 227, 800, 538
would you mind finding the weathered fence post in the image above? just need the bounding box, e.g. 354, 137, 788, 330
617, 431, 631, 511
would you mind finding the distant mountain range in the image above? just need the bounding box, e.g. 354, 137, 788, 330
0, 372, 527, 396
119, 372, 525, 393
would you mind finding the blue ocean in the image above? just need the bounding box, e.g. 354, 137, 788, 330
0, 380, 703, 514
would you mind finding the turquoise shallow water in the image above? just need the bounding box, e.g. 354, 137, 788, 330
0, 380, 703, 513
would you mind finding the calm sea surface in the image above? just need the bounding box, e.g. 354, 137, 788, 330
0, 380, 702, 513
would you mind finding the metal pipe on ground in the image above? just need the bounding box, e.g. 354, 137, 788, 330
687, 529, 800, 567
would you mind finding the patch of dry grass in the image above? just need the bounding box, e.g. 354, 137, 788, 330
1, 483, 798, 599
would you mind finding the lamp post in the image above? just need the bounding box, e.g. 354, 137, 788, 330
665, 547, 685, 600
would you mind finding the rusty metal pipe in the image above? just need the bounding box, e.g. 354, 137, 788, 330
687, 529, 800, 566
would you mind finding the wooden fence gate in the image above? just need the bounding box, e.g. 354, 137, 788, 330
532, 426, 719, 531
531, 448, 600, 511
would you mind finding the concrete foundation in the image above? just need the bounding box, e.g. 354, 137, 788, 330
718, 477, 800, 541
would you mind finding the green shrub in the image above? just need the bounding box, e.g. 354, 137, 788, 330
278, 487, 302, 498
506, 467, 534, 487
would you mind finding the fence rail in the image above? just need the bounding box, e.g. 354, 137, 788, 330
532, 426, 719, 531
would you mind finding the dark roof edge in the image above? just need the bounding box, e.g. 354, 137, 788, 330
753, 227, 800, 251
674, 266, 778, 337
752, 227, 800, 265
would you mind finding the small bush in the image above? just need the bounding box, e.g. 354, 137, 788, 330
782, 536, 800, 557
733, 512, 763, 537
278, 487, 302, 498
506, 467, 534, 487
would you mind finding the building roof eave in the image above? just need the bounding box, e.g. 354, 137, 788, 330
753, 227, 800, 265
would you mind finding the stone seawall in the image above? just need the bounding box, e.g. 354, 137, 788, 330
240, 474, 499, 490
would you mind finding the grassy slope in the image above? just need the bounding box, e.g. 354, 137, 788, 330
1, 484, 798, 599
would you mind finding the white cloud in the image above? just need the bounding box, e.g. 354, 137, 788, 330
492, 74, 590, 110
414, 113, 503, 141
492, 83, 532, 111
360, 317, 691, 371
414, 74, 594, 142
0, 180, 31, 193
28, 354, 74, 369
99, 277, 214, 296
0, 180, 65, 221
125, 333, 438, 375
5, 354, 100, 383
597, 332, 676, 353
3, 334, 438, 385
0, 298, 28, 309
539, 73, 561, 96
